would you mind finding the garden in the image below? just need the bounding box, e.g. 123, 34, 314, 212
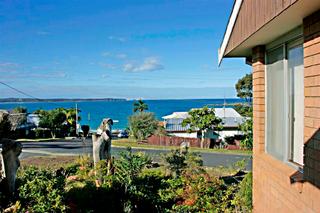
1, 148, 252, 212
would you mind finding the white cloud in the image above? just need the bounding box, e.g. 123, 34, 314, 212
101, 74, 109, 79
36, 31, 50, 35
123, 57, 164, 72
116, 53, 127, 59
123, 63, 135, 72
101, 52, 112, 57
28, 71, 67, 78
101, 52, 127, 60
99, 63, 116, 69
2, 71, 67, 79
108, 36, 126, 42
0, 62, 19, 72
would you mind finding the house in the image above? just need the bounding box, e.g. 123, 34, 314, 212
162, 108, 244, 141
219, 0, 320, 212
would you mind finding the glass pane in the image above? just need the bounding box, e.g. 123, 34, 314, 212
288, 44, 304, 165
266, 46, 286, 161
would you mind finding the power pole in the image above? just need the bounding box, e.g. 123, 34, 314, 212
223, 95, 226, 118
76, 103, 78, 136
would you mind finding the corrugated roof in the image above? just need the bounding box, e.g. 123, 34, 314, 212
163, 108, 244, 132
162, 108, 241, 120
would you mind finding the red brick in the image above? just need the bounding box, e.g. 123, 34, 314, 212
305, 107, 320, 119
304, 76, 320, 87
304, 41, 320, 57
305, 54, 320, 67
304, 65, 320, 77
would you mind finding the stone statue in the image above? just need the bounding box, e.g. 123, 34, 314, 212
0, 110, 23, 198
0, 139, 22, 197
92, 118, 113, 166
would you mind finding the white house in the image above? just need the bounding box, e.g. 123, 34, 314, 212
162, 108, 245, 141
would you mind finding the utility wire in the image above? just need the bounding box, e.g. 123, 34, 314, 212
0, 81, 42, 101
0, 81, 62, 108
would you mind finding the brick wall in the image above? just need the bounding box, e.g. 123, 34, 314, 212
251, 45, 267, 211
252, 10, 320, 212
252, 46, 266, 154
303, 10, 320, 188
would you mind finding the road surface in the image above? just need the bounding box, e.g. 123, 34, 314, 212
19, 140, 252, 170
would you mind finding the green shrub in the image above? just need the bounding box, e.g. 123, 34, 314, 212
114, 148, 152, 186
233, 104, 252, 117
240, 118, 253, 150
233, 172, 253, 212
168, 171, 237, 212
16, 166, 67, 212
7, 148, 252, 212
162, 149, 203, 177
128, 112, 158, 141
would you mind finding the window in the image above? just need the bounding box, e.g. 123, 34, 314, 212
288, 42, 304, 165
266, 38, 304, 166
266, 46, 286, 161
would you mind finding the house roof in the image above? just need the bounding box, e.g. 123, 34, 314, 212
162, 112, 189, 120
27, 114, 40, 126
218, 0, 320, 64
163, 108, 244, 132
162, 108, 242, 120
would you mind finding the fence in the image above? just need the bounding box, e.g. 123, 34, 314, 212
147, 135, 211, 148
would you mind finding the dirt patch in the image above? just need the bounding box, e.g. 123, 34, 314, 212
20, 156, 79, 169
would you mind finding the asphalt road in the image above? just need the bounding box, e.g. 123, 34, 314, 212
19, 140, 252, 170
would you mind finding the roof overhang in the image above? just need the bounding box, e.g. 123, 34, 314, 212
218, 0, 320, 65
218, 0, 243, 65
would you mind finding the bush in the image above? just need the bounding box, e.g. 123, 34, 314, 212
34, 128, 51, 138
162, 149, 204, 177
128, 112, 158, 141
16, 166, 67, 212
0, 111, 12, 139
114, 148, 152, 186
240, 118, 253, 150
233, 172, 252, 212
4, 149, 252, 212
234, 104, 252, 117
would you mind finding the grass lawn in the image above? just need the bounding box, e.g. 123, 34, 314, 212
20, 156, 78, 169
112, 138, 252, 155
20, 155, 238, 177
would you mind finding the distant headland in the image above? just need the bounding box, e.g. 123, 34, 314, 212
0, 98, 127, 103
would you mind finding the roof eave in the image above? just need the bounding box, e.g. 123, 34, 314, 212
218, 0, 243, 66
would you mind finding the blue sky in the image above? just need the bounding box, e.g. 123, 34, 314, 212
0, 0, 251, 99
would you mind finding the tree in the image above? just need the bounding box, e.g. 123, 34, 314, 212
235, 73, 252, 104
133, 100, 148, 112
128, 112, 158, 141
37, 108, 66, 138
63, 108, 81, 136
10, 107, 27, 130
182, 106, 222, 148
12, 106, 27, 114
239, 118, 253, 150
0, 111, 12, 139
233, 103, 252, 117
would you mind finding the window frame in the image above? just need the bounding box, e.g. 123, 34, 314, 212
287, 39, 304, 166
264, 27, 304, 168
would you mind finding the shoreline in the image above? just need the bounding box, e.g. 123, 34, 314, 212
0, 98, 244, 104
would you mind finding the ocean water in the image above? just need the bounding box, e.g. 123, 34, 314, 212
0, 99, 243, 130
